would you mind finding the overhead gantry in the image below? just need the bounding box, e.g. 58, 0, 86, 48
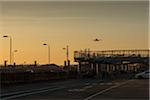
74, 49, 149, 78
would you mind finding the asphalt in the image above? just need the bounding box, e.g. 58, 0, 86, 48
91, 79, 149, 100
1, 79, 149, 100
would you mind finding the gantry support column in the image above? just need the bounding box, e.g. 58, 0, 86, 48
123, 64, 128, 72
122, 64, 126, 71
107, 64, 110, 72
77, 62, 81, 74
96, 63, 99, 78
126, 64, 129, 72
91, 63, 94, 71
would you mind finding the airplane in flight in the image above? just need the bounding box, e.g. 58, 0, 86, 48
93, 38, 102, 42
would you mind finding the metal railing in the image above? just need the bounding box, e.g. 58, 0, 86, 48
74, 49, 150, 59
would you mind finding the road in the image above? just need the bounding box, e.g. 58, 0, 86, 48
1, 79, 149, 100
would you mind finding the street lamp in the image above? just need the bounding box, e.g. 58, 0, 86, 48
12, 50, 18, 64
62, 45, 69, 66
43, 43, 50, 65
3, 35, 12, 65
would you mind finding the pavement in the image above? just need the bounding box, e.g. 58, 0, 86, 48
0, 79, 149, 100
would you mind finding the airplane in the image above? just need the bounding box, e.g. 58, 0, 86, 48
93, 38, 101, 42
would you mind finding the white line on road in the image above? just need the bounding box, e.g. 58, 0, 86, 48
68, 85, 93, 92
2, 86, 65, 100
83, 80, 131, 100
1, 86, 57, 97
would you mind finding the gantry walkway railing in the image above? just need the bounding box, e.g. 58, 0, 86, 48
74, 49, 150, 60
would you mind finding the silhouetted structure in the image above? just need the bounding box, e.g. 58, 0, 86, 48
13, 62, 16, 67
34, 61, 37, 66
74, 49, 149, 79
4, 60, 7, 67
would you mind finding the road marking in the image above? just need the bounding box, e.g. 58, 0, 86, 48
83, 85, 93, 89
83, 80, 131, 100
98, 82, 114, 85
1, 86, 57, 98
1, 86, 65, 100
68, 89, 85, 92
68, 85, 93, 92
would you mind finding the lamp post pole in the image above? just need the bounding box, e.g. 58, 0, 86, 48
63, 45, 69, 66
66, 45, 69, 63
13, 50, 18, 64
3, 35, 12, 65
43, 43, 50, 65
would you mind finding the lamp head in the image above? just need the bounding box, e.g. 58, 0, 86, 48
43, 43, 47, 45
3, 35, 8, 38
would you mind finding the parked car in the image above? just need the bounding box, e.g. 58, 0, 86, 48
135, 70, 149, 79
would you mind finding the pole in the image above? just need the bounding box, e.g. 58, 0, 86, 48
3, 35, 12, 65
66, 45, 69, 63
13, 50, 17, 64
43, 43, 50, 65
12, 51, 14, 64
10, 37, 12, 65
48, 45, 50, 65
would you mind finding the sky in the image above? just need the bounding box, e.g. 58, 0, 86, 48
0, 0, 149, 65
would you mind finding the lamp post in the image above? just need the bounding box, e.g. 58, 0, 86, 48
63, 45, 69, 66
43, 43, 50, 65
12, 50, 18, 64
3, 35, 12, 65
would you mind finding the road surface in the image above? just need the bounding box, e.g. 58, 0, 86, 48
1, 79, 149, 100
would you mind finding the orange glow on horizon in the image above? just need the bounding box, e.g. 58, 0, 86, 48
0, 1, 148, 65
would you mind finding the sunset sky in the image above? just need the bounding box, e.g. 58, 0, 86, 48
0, 0, 149, 65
